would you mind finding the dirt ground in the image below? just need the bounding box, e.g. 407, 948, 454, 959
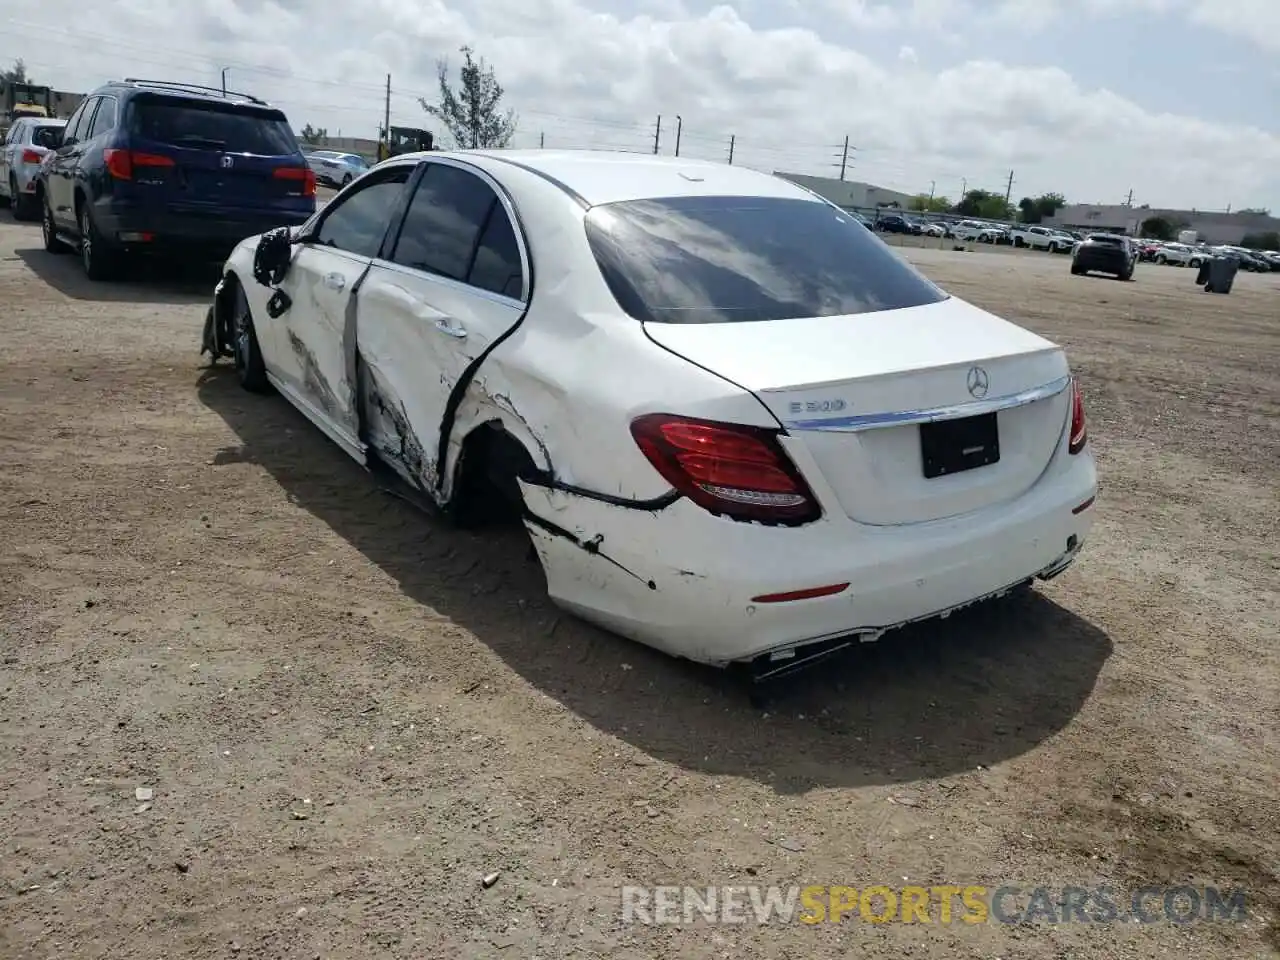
1, 215, 1277, 960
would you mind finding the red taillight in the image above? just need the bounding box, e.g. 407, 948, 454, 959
21, 148, 41, 165
103, 149, 174, 180
629, 414, 821, 524
1068, 378, 1087, 455
274, 166, 316, 197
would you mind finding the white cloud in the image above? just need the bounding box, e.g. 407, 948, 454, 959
1186, 0, 1280, 53
3, 0, 1278, 209
898, 45, 919, 64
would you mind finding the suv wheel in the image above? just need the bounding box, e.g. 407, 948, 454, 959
231, 284, 270, 393
79, 204, 119, 281
42, 194, 68, 254
341, 173, 352, 186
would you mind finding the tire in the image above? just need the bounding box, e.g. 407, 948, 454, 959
10, 176, 35, 220
230, 282, 270, 393
1070, 263, 1084, 275
1189, 258, 1202, 269
341, 173, 352, 186
41, 192, 68, 253
79, 202, 120, 281
1155, 255, 1166, 264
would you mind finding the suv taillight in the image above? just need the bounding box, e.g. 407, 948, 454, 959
1068, 378, 1087, 454
274, 166, 317, 198
630, 414, 821, 524
20, 149, 41, 165
103, 149, 175, 180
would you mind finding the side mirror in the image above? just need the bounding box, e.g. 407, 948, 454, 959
251, 226, 296, 288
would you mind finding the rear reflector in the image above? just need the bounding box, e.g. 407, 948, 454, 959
118, 232, 154, 243
1068, 377, 1087, 454
752, 583, 849, 603
104, 149, 175, 180
630, 413, 821, 524
20, 149, 41, 165
274, 166, 317, 197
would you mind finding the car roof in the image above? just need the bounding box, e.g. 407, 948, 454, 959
395, 149, 820, 207
95, 79, 276, 110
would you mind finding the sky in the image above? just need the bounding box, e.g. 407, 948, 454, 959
3, 0, 1279, 212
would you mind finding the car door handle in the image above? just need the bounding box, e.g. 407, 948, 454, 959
377, 281, 466, 338
432, 317, 467, 339
323, 272, 345, 291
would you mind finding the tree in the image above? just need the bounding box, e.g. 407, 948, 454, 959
299, 123, 328, 146
420, 45, 517, 149
2, 59, 31, 84
909, 193, 952, 213
954, 189, 1013, 220
1139, 217, 1174, 241
1241, 231, 1280, 251
1016, 192, 1067, 224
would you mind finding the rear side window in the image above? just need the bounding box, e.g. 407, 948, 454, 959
586, 195, 948, 324
128, 98, 300, 155
87, 97, 117, 139
391, 164, 515, 289
314, 167, 411, 257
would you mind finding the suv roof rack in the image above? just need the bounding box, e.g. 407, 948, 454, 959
119, 78, 268, 106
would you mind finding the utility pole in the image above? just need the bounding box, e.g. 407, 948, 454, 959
962, 177, 967, 196
838, 135, 850, 181
1124, 188, 1134, 206
928, 180, 935, 206
539, 131, 545, 148
220, 67, 229, 95
1004, 169, 1015, 208
674, 116, 683, 157
653, 115, 661, 154
727, 134, 735, 165
382, 74, 391, 161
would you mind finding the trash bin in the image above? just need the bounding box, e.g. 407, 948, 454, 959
1204, 256, 1239, 294
1195, 258, 1213, 286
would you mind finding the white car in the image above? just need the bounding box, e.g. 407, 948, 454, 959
202, 150, 1097, 674
1014, 225, 1075, 253
951, 219, 1003, 243
0, 117, 66, 220
305, 150, 370, 188
1152, 243, 1200, 267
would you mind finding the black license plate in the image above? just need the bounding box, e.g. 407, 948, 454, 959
920, 412, 1000, 479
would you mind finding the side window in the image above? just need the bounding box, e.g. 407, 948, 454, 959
63, 99, 95, 144
390, 164, 502, 284
88, 97, 117, 139
313, 167, 411, 257
469, 208, 524, 299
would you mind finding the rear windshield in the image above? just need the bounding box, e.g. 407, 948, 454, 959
128, 98, 299, 156
584, 195, 948, 324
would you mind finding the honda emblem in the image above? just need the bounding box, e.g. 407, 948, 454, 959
220, 155, 234, 169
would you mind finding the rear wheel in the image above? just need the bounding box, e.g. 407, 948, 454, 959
1155, 255, 1166, 264
79, 203, 120, 281
1070, 263, 1084, 275
10, 176, 36, 220
231, 283, 270, 393
341, 173, 352, 186
41, 192, 67, 253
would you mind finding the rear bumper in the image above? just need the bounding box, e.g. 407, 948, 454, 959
91, 199, 313, 256
519, 446, 1099, 666
9, 163, 43, 193
1074, 253, 1128, 272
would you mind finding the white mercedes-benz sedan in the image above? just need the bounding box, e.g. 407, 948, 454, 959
201, 149, 1097, 675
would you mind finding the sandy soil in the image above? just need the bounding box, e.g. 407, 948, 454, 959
1, 215, 1277, 959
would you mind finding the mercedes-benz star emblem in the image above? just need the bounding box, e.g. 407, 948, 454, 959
966, 365, 990, 399
220, 155, 234, 169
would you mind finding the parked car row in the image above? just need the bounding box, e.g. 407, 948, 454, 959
1135, 238, 1280, 272
0, 115, 66, 220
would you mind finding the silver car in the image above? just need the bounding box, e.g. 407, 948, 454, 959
1, 117, 66, 220
304, 150, 370, 188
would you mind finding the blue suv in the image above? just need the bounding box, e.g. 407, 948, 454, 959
38, 78, 316, 280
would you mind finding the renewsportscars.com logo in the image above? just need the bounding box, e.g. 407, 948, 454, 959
620, 885, 1250, 926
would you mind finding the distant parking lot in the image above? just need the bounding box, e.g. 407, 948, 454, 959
1, 214, 1277, 958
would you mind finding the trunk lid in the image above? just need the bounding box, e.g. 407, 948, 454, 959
643, 296, 1072, 526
